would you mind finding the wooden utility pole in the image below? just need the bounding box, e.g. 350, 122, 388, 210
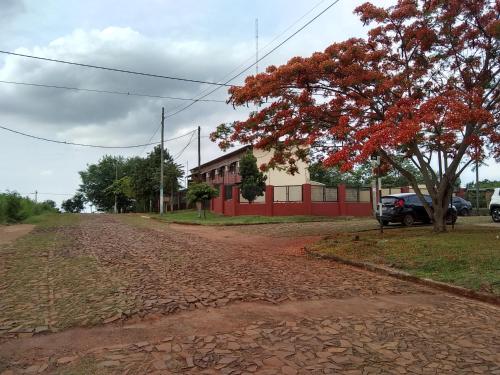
114, 163, 118, 214
197, 125, 201, 181
475, 158, 480, 215
160, 107, 165, 215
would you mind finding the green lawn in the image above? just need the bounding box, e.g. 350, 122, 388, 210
311, 223, 500, 295
149, 209, 343, 225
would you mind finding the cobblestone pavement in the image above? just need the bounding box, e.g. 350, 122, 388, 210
0, 215, 499, 374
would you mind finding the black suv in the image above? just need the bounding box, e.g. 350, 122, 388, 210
452, 196, 472, 216
377, 193, 457, 226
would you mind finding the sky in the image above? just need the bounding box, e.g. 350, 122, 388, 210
0, 0, 498, 208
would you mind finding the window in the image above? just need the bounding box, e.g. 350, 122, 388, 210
224, 185, 233, 200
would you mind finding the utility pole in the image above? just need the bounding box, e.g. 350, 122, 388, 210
34, 190, 38, 203
475, 158, 480, 215
197, 126, 201, 181
114, 162, 118, 214
160, 107, 165, 215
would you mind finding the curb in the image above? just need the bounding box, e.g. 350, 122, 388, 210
148, 215, 358, 227
305, 248, 500, 306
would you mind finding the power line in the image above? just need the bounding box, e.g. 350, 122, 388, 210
163, 0, 341, 119
28, 192, 73, 196
0, 50, 234, 87
164, 0, 328, 116
0, 124, 196, 149
173, 131, 196, 161
0, 80, 226, 102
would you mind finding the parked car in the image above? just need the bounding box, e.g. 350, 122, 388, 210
489, 188, 500, 223
452, 196, 472, 216
376, 193, 457, 226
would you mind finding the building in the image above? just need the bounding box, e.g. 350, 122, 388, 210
189, 145, 377, 218
191, 146, 316, 196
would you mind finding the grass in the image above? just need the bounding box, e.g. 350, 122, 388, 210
311, 222, 500, 295
0, 213, 130, 333
148, 209, 343, 225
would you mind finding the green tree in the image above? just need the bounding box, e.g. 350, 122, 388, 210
239, 151, 267, 203
466, 179, 500, 189
79, 156, 125, 212
41, 200, 57, 209
79, 148, 184, 213
4, 192, 23, 223
61, 193, 85, 213
186, 182, 218, 218
309, 162, 371, 186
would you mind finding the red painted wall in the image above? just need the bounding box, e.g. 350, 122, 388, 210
311, 202, 341, 216
273, 203, 308, 216
238, 203, 267, 216
209, 183, 373, 218
344, 203, 373, 216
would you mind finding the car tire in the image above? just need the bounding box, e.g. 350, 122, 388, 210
382, 220, 389, 226
402, 214, 414, 226
492, 208, 500, 223
460, 208, 470, 216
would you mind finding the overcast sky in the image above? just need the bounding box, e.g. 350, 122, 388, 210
1, 0, 498, 208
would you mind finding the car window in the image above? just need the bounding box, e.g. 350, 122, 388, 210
381, 197, 396, 205
422, 195, 433, 205
406, 195, 420, 204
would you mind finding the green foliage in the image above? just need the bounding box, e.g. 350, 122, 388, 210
239, 151, 267, 203
186, 183, 219, 204
309, 162, 371, 186
0, 191, 58, 224
78, 146, 184, 212
309, 158, 424, 187
466, 179, 500, 189
381, 159, 424, 187
61, 193, 86, 213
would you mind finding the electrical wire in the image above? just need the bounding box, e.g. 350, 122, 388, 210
0, 124, 196, 149
28, 192, 73, 196
173, 131, 196, 161
163, 0, 341, 120
0, 80, 226, 102
183, 0, 328, 104
0, 50, 234, 87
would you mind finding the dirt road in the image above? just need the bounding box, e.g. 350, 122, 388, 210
0, 224, 34, 245
0, 214, 498, 374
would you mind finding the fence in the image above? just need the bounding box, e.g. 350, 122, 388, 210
345, 186, 371, 202
240, 191, 266, 203
464, 189, 495, 209
274, 185, 303, 202
210, 184, 374, 217
380, 187, 406, 196
311, 185, 338, 202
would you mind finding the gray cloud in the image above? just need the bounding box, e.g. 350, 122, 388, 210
0, 0, 24, 21
0, 27, 253, 146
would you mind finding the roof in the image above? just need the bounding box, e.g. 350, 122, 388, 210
382, 193, 417, 198
190, 145, 251, 173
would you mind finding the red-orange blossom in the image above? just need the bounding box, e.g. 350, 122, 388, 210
212, 0, 499, 231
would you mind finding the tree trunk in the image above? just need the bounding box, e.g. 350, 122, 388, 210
196, 201, 202, 218
432, 203, 447, 232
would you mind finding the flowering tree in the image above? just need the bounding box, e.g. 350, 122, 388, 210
212, 0, 499, 232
